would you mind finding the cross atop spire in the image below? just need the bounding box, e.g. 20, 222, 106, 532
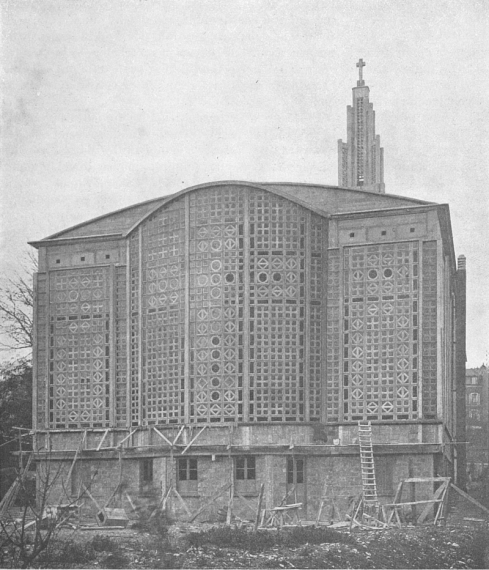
356, 58, 366, 86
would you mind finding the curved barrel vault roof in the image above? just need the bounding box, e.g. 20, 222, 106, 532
29, 181, 435, 247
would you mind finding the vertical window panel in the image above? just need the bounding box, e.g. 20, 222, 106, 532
48, 267, 111, 428
342, 243, 419, 421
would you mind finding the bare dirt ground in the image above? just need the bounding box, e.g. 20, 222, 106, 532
17, 521, 488, 569
2, 488, 489, 568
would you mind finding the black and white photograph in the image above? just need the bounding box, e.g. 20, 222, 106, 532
0, 1, 488, 568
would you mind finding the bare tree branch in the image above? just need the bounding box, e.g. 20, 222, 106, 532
0, 252, 36, 354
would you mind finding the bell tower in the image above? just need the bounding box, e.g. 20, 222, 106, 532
338, 59, 385, 193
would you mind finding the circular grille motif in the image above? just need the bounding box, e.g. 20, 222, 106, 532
210, 308, 221, 320
210, 288, 221, 299
197, 275, 208, 286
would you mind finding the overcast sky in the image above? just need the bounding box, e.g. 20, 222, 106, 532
1, 0, 488, 366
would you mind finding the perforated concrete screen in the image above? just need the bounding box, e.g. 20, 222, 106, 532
36, 186, 443, 429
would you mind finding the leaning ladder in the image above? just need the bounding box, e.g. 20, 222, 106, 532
358, 421, 378, 506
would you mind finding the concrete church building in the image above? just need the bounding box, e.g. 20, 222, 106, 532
30, 62, 467, 521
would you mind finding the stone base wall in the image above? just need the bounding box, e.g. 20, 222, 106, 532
37, 447, 440, 523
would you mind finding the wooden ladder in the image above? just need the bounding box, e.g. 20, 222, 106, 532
358, 421, 378, 506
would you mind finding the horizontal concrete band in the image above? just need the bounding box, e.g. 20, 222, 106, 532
31, 443, 442, 461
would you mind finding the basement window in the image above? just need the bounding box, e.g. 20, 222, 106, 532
105, 254, 110, 259
410, 227, 415, 233
349, 232, 355, 238
235, 457, 257, 495
80, 256, 85, 262
177, 458, 198, 495
140, 458, 155, 495
235, 457, 255, 480
287, 458, 304, 485
375, 456, 393, 495
381, 230, 387, 236
56, 259, 61, 264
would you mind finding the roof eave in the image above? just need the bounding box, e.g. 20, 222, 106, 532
28, 233, 124, 249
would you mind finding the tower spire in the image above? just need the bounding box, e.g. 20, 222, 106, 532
338, 60, 385, 193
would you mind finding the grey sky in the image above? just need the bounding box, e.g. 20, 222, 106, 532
1, 0, 488, 366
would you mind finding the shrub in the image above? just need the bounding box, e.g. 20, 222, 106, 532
132, 509, 173, 535
90, 534, 120, 552
101, 551, 130, 569
38, 540, 96, 568
187, 526, 355, 552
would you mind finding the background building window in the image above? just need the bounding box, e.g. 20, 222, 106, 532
469, 393, 480, 405
469, 409, 481, 421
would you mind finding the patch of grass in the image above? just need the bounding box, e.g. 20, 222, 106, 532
287, 525, 357, 546
38, 540, 96, 568
132, 510, 173, 535
90, 534, 120, 552
187, 526, 355, 551
150, 552, 184, 569
101, 551, 130, 568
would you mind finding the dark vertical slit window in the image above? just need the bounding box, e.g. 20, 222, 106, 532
287, 458, 304, 484
142, 459, 153, 483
